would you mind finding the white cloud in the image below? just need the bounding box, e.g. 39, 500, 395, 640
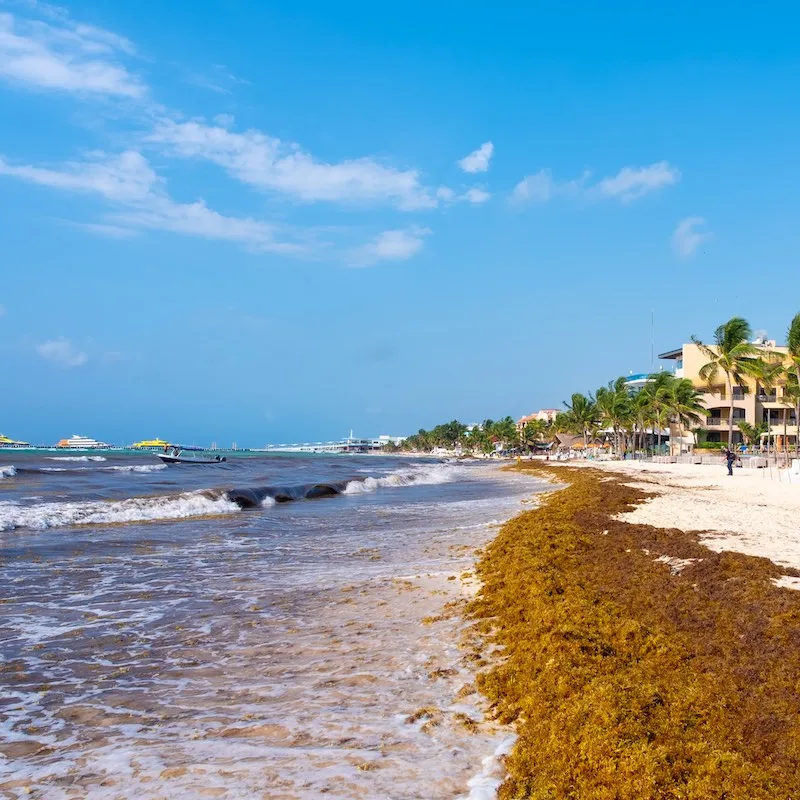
36, 337, 87, 368
436, 186, 456, 203
0, 150, 307, 254
672, 216, 712, 257
462, 187, 490, 204
0, 10, 144, 97
511, 162, 678, 205
0, 150, 160, 201
111, 200, 305, 254
66, 221, 138, 239
347, 226, 431, 267
597, 161, 680, 203
148, 119, 437, 210
511, 171, 556, 204
458, 141, 494, 173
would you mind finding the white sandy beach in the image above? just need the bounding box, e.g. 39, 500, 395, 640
554, 460, 800, 586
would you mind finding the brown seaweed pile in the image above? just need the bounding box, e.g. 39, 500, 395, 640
470, 463, 800, 799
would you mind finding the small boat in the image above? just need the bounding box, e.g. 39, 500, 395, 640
158, 446, 227, 465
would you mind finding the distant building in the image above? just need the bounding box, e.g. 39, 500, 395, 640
660, 336, 796, 448
516, 409, 560, 434
624, 373, 653, 391
377, 434, 406, 447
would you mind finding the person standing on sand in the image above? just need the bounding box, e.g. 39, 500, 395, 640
724, 447, 736, 476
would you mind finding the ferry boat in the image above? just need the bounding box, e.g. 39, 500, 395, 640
0, 433, 30, 448
131, 438, 170, 450
56, 434, 111, 449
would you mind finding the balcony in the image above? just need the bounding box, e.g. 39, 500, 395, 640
707, 416, 745, 428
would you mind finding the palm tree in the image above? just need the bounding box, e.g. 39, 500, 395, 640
563, 393, 598, 449
692, 317, 765, 448
788, 313, 800, 457
594, 377, 631, 457
641, 372, 674, 454
667, 378, 708, 454
737, 420, 768, 448
779, 372, 800, 461
522, 419, 545, 451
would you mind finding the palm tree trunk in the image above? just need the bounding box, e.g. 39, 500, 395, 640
796, 366, 800, 458
784, 408, 788, 467
727, 375, 734, 448
796, 398, 800, 459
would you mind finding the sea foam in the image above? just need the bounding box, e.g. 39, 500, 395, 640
47, 456, 107, 462
0, 491, 240, 532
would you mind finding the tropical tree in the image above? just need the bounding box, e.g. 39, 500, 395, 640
666, 377, 708, 454
594, 377, 631, 457
563, 393, 598, 449
788, 313, 800, 456
522, 419, 545, 451
691, 317, 766, 448
640, 372, 674, 453
737, 420, 768, 447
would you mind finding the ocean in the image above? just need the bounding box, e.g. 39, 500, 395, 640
0, 451, 547, 799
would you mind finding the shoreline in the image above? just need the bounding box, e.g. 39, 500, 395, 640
468, 461, 800, 798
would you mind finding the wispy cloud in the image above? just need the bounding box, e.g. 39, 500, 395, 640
347, 226, 431, 267
672, 216, 712, 257
65, 221, 139, 239
458, 141, 494, 174
462, 187, 490, 204
185, 63, 248, 94
597, 161, 680, 203
511, 162, 679, 205
0, 150, 160, 201
147, 119, 439, 210
0, 150, 308, 253
36, 337, 87, 367
0, 9, 144, 97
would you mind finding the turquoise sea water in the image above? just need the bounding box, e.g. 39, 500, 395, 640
0, 452, 546, 799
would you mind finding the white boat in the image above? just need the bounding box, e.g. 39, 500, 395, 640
158, 446, 226, 465
57, 434, 111, 449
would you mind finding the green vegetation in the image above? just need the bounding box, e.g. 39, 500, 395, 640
737, 420, 768, 446
692, 317, 774, 447
401, 417, 519, 454
470, 462, 800, 798
398, 372, 708, 457
786, 313, 800, 456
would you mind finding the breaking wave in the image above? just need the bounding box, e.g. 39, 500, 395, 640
0, 490, 239, 532
47, 456, 107, 462
0, 465, 17, 479
227, 464, 459, 508
1, 463, 461, 530
21, 464, 167, 475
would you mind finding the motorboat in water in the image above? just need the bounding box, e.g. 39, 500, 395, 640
158, 445, 227, 465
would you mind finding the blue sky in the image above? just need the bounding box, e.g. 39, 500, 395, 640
2, 1, 800, 446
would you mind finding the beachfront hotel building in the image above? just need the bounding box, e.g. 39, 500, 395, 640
659, 338, 798, 448
516, 409, 560, 429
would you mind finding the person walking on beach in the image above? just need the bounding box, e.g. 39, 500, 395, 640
724, 447, 736, 476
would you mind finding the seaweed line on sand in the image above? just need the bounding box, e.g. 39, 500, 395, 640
468, 461, 800, 799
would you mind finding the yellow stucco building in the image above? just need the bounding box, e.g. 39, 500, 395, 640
659, 339, 798, 448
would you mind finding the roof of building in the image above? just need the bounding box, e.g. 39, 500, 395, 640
658, 347, 683, 360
